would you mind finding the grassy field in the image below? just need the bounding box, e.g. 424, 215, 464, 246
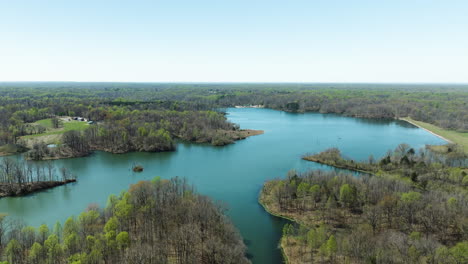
22, 118, 89, 139
18, 118, 89, 148
401, 117, 468, 153
35, 118, 54, 129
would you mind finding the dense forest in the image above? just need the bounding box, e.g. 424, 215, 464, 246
1, 82, 465, 164
0, 83, 466, 153
0, 177, 250, 264
261, 145, 467, 263
0, 84, 268, 159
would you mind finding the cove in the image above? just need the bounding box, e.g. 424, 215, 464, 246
0, 108, 446, 264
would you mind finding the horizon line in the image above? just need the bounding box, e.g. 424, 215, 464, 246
1, 81, 468, 85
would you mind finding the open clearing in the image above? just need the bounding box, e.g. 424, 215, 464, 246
20, 117, 89, 147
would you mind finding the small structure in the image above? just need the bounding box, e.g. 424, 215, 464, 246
132, 165, 144, 172
73, 117, 87, 122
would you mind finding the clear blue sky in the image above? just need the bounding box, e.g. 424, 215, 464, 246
1, 0, 467, 83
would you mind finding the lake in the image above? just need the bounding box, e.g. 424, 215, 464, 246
0, 108, 446, 263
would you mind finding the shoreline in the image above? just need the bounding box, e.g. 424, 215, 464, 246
302, 156, 374, 174
0, 179, 76, 198
1, 129, 265, 159
258, 190, 294, 264
399, 117, 453, 144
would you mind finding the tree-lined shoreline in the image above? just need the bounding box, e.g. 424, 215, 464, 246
260, 145, 467, 263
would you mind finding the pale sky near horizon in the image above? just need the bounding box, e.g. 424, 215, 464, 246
1, 0, 467, 83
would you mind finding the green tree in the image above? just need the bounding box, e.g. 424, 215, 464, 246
297, 182, 310, 198
339, 184, 356, 208
104, 216, 119, 235
86, 249, 103, 264
21, 226, 36, 249
38, 224, 50, 243
449, 242, 468, 264
79, 210, 100, 236
297, 182, 310, 210
400, 191, 422, 226
64, 232, 80, 255
63, 217, 78, 238
5, 239, 22, 264
44, 234, 63, 263
53, 221, 63, 240
326, 235, 337, 259
307, 229, 320, 249
116, 231, 130, 250
447, 197, 458, 211
28, 242, 45, 263
114, 195, 133, 226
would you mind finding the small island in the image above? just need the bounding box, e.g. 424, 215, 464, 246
132, 164, 144, 172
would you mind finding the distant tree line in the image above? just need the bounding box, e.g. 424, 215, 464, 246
0, 83, 466, 147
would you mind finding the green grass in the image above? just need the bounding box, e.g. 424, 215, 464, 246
22, 119, 89, 139
401, 117, 468, 153
35, 118, 54, 129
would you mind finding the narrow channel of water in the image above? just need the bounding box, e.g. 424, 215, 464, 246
0, 108, 446, 263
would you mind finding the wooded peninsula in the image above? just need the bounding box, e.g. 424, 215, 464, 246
260, 145, 467, 263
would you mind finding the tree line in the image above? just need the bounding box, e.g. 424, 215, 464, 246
0, 158, 75, 197
0, 158, 74, 185
1, 83, 467, 147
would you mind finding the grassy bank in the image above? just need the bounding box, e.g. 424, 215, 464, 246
400, 117, 468, 153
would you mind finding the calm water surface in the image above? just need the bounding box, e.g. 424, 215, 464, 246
0, 108, 446, 264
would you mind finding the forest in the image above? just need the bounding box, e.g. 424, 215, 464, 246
1, 83, 465, 159
0, 85, 257, 160
260, 145, 467, 263
0, 177, 250, 264
0, 83, 467, 154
